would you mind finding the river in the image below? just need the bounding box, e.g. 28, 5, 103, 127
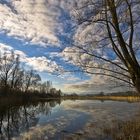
0, 99, 140, 140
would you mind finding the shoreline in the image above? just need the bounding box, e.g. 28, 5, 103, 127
1, 95, 140, 106
0, 96, 61, 107
62, 95, 140, 102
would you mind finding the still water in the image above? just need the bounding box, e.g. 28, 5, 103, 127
0, 99, 140, 140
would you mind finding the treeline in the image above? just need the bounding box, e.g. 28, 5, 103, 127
0, 51, 61, 99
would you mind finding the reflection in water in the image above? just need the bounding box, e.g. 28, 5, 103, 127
0, 100, 140, 140
0, 100, 61, 140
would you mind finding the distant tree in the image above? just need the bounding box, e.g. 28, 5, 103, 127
0, 51, 59, 96
0, 52, 20, 88
50, 88, 57, 94
39, 82, 47, 94
10, 55, 23, 89
46, 81, 52, 93
24, 70, 41, 92
38, 81, 52, 94
12, 70, 24, 90
57, 89, 62, 96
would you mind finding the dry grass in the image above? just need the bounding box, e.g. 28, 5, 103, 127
92, 96, 140, 102
62, 95, 140, 102
103, 118, 140, 140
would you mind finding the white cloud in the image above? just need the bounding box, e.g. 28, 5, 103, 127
63, 74, 132, 94
24, 56, 60, 73
0, 43, 13, 53
0, 43, 27, 57
0, 43, 61, 73
0, 0, 91, 47
0, 0, 139, 93
61, 46, 131, 93
0, 0, 63, 46
57, 72, 81, 82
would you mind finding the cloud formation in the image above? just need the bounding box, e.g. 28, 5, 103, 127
64, 75, 132, 94
61, 45, 132, 93
0, 0, 139, 93
0, 43, 61, 73
24, 56, 61, 73
0, 0, 64, 46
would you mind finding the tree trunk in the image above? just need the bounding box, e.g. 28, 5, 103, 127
134, 77, 140, 94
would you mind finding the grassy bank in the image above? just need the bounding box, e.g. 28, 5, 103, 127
62, 95, 140, 102
90, 96, 140, 102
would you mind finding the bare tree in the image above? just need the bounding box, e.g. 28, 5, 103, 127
0, 52, 19, 88
68, 0, 140, 93
0, 51, 58, 96
24, 70, 41, 92
10, 55, 22, 89
46, 81, 52, 94
12, 70, 24, 90
39, 81, 52, 94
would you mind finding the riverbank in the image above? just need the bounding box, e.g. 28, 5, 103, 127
62, 95, 140, 102
0, 96, 61, 109
1, 95, 140, 105
1, 90, 140, 105
0, 92, 61, 107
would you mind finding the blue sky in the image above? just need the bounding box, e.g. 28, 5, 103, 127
0, 0, 136, 93
0, 0, 90, 93
0, 30, 87, 92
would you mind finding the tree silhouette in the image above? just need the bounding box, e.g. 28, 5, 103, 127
69, 0, 140, 93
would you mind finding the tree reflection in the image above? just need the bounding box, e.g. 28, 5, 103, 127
0, 100, 61, 140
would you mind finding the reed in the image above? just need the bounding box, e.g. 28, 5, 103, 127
103, 118, 140, 140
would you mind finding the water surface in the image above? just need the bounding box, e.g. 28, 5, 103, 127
0, 100, 140, 140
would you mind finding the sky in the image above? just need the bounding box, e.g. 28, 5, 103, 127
0, 0, 135, 94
